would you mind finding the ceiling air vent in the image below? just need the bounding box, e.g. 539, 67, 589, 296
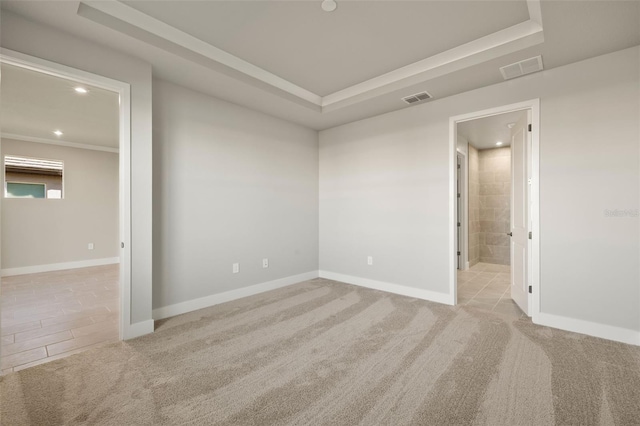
500, 55, 544, 80
402, 91, 432, 105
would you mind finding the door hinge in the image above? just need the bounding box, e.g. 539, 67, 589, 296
457, 222, 461, 227
457, 251, 461, 256
457, 193, 461, 198
528, 124, 532, 132
528, 231, 532, 239
528, 285, 532, 294
121, 242, 124, 248
457, 164, 461, 169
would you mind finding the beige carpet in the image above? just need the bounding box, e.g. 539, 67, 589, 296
1, 278, 639, 425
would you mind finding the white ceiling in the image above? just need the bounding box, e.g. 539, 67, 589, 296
0, 63, 120, 149
1, 1, 639, 131
122, 0, 530, 96
458, 110, 527, 150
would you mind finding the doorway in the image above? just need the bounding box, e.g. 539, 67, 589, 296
0, 49, 132, 370
449, 100, 540, 321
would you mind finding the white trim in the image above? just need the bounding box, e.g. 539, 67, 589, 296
1, 257, 119, 277
529, 101, 541, 322
1, 133, 119, 153
323, 20, 543, 109
123, 319, 154, 340
78, 0, 544, 112
78, 1, 322, 106
456, 150, 469, 270
152, 271, 320, 320
448, 116, 458, 305
537, 312, 640, 347
0, 48, 135, 342
527, 0, 544, 27
319, 270, 452, 306
449, 99, 541, 316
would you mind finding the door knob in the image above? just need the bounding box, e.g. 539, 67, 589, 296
507, 232, 513, 237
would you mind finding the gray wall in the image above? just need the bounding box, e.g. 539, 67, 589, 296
320, 46, 639, 332
153, 79, 319, 310
1, 10, 153, 325
1, 139, 118, 269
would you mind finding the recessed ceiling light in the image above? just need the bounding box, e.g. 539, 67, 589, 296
74, 87, 88, 94
321, 0, 337, 12
53, 130, 63, 137
496, 141, 503, 146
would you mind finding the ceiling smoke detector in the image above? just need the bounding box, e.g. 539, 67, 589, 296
402, 91, 432, 105
500, 56, 544, 80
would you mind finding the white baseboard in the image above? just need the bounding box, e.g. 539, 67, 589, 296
1, 257, 120, 277
152, 271, 320, 320
319, 270, 452, 306
122, 319, 155, 340
536, 312, 640, 346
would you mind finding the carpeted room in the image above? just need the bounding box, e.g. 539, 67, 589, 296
1, 1, 640, 425
3, 280, 639, 425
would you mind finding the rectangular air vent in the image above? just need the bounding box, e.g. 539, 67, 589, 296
500, 56, 544, 80
402, 91, 432, 105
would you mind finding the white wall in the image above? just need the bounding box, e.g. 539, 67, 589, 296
153, 79, 319, 312
1, 139, 118, 270
320, 46, 639, 336
1, 11, 153, 327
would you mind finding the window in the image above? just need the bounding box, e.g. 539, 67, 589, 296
4, 155, 64, 199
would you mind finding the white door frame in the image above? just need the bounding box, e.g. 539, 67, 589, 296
0, 48, 133, 340
456, 150, 469, 270
448, 99, 540, 323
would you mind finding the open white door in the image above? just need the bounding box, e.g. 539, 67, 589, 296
510, 112, 531, 316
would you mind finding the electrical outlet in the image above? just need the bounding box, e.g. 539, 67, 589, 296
262, 258, 269, 268
88, 243, 94, 250
367, 256, 373, 266
232, 263, 239, 274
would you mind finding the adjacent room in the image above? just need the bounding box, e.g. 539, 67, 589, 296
456, 110, 528, 318
0, 0, 639, 424
0, 64, 121, 372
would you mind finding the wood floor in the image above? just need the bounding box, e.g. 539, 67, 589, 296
1, 265, 119, 374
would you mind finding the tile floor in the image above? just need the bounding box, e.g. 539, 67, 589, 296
457, 262, 526, 319
1, 264, 119, 374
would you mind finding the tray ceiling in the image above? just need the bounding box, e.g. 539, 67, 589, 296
1, 1, 638, 130
122, 0, 531, 96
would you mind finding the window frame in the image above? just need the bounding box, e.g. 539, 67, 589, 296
3, 154, 65, 200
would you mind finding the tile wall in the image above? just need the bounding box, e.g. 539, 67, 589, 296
478, 147, 511, 265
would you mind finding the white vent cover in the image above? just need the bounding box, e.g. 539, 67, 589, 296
500, 56, 544, 80
402, 91, 432, 105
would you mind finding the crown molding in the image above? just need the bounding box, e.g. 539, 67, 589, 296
78, 0, 322, 107
78, 0, 544, 113
322, 19, 544, 111
1, 133, 119, 153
